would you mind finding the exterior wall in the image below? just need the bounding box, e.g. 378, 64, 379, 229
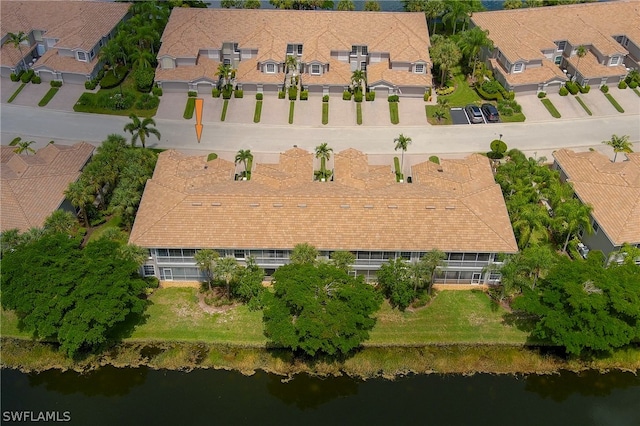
161, 57, 175, 69
0, 66, 12, 78
159, 81, 189, 92
176, 58, 196, 66
61, 72, 89, 84
391, 61, 410, 71
581, 221, 617, 257
512, 83, 539, 95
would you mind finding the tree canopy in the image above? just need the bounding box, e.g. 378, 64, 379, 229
1, 234, 149, 357
263, 263, 382, 356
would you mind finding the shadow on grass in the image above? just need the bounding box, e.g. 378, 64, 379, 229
502, 311, 537, 333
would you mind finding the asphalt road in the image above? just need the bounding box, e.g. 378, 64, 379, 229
2, 104, 638, 157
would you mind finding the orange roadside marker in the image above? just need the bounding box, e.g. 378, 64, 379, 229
195, 98, 204, 143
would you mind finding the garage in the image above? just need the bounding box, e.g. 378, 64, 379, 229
307, 84, 323, 94
398, 86, 425, 98
514, 83, 539, 96
328, 85, 345, 95
37, 70, 55, 82
61, 72, 89, 85
262, 84, 279, 94
372, 86, 390, 97
196, 82, 214, 94
160, 81, 189, 92
1, 67, 13, 78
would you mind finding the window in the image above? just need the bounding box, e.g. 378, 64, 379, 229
610, 56, 620, 66
311, 64, 320, 75
351, 45, 358, 55
297, 44, 303, 56
556, 41, 566, 52
89, 49, 95, 60
287, 44, 294, 55
233, 43, 239, 53
361, 46, 368, 55
554, 55, 562, 65
593, 220, 600, 234
223, 58, 231, 66
513, 62, 524, 73
265, 63, 275, 73
77, 51, 87, 61
360, 61, 367, 71
414, 63, 424, 74
143, 265, 155, 277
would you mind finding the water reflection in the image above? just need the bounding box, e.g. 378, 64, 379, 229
27, 366, 147, 397
525, 370, 640, 402
266, 373, 359, 409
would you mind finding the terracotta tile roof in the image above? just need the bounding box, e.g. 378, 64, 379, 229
1, 1, 129, 70
130, 149, 517, 254
553, 149, 640, 246
1, 142, 94, 232
33, 48, 94, 74
155, 56, 220, 83
472, 1, 638, 64
157, 8, 431, 87
367, 61, 432, 87
565, 51, 627, 79
489, 58, 567, 86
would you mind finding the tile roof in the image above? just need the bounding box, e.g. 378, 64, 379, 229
1, 1, 129, 68
157, 8, 431, 88
565, 51, 627, 79
471, 1, 639, 64
1, 142, 95, 232
130, 149, 517, 254
489, 58, 567, 86
553, 149, 640, 246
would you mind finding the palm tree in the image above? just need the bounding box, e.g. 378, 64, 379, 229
43, 210, 77, 235
132, 25, 159, 54
574, 45, 587, 82
443, 0, 470, 35
521, 245, 557, 289
512, 203, 549, 249
129, 48, 155, 69
99, 40, 125, 77
351, 69, 366, 93
290, 242, 318, 265
394, 134, 412, 178
420, 249, 446, 295
363, 1, 381, 11
65, 180, 95, 228
195, 249, 219, 292
213, 256, 238, 300
118, 244, 148, 267
602, 134, 633, 162
315, 142, 333, 180
433, 108, 446, 123
124, 114, 161, 148
330, 250, 355, 272
430, 37, 462, 85
4, 31, 29, 71
556, 199, 593, 254
436, 97, 450, 109
216, 63, 233, 90
13, 140, 35, 155
458, 27, 494, 71
235, 149, 253, 179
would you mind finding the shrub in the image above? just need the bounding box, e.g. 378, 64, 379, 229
135, 93, 160, 110
222, 88, 232, 99
50, 80, 62, 88
188, 90, 197, 97
133, 68, 154, 92
207, 153, 218, 161
559, 86, 569, 96
20, 69, 34, 83
629, 80, 638, 89
85, 80, 97, 90
537, 92, 546, 98
278, 90, 285, 99
600, 84, 609, 93
96, 68, 106, 82
497, 99, 521, 117
354, 92, 363, 102
256, 92, 263, 100
388, 94, 399, 102
96, 90, 135, 110
429, 156, 440, 165
618, 80, 627, 89
212, 88, 221, 98
579, 84, 590, 93
152, 86, 163, 97
10, 73, 19, 82
481, 80, 502, 94
435, 86, 455, 96
343, 90, 352, 101
31, 75, 41, 84
234, 89, 244, 98
299, 90, 308, 101
288, 86, 297, 100
99, 65, 128, 89
490, 139, 508, 157
322, 95, 329, 102
507, 91, 516, 100
366, 91, 375, 101
565, 81, 579, 95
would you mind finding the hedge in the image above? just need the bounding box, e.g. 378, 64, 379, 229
212, 88, 221, 98
20, 70, 34, 83
234, 89, 244, 98
578, 84, 590, 94
343, 90, 352, 101
188, 90, 197, 97
354, 92, 363, 103
300, 90, 308, 101
366, 91, 375, 101
389, 101, 399, 124
288, 100, 295, 124
278, 91, 285, 99
559, 86, 569, 96
322, 95, 329, 102
288, 86, 297, 101
256, 92, 263, 100
565, 81, 579, 95
600, 85, 609, 93
253, 100, 262, 123
100, 65, 128, 89
153, 86, 163, 97
618, 81, 627, 89
537, 92, 546, 98
388, 95, 399, 102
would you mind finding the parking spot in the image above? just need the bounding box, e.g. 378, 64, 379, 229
450, 108, 470, 125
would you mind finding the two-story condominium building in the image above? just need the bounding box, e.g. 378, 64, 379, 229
129, 148, 517, 284
155, 8, 432, 97
0, 1, 130, 84
553, 149, 640, 257
470, 1, 640, 94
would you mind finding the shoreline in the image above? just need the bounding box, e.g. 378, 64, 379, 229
2, 338, 639, 378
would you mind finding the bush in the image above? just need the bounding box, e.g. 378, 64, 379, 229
559, 86, 569, 96
565, 81, 579, 95
10, 73, 19, 82
354, 92, 363, 102
85, 80, 97, 90
600, 84, 609, 93
388, 95, 399, 102
256, 92, 263, 100
96, 90, 135, 110
435, 86, 455, 96
618, 80, 627, 89
135, 93, 160, 110
20, 69, 34, 83
322, 95, 329, 102
133, 68, 154, 92
96, 68, 106, 82
212, 88, 221, 98
537, 91, 546, 98
222, 88, 232, 99
288, 86, 297, 100
300, 90, 308, 101
429, 156, 440, 164
578, 84, 590, 93
342, 90, 352, 101
207, 153, 218, 161
188, 90, 197, 97
507, 91, 515, 100
497, 99, 521, 116
278, 90, 285, 99
490, 139, 508, 157
629, 80, 638, 89
481, 80, 502, 94
100, 65, 128, 89
234, 89, 244, 98
50, 80, 62, 88
152, 86, 163, 97
366, 91, 375, 101
31, 75, 41, 84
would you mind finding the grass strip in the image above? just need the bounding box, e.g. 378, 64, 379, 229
540, 98, 561, 118
574, 96, 592, 116
633, 88, 640, 98
499, 113, 526, 123
7, 83, 26, 103
183, 97, 195, 119
356, 102, 362, 125
253, 100, 262, 123
426, 105, 452, 125
604, 93, 625, 113
220, 99, 229, 121
322, 102, 328, 125
38, 88, 59, 107
288, 100, 294, 124
389, 101, 399, 124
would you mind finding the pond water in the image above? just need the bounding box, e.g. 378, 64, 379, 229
2, 367, 639, 425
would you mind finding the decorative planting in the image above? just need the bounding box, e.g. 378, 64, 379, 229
389, 102, 399, 124
253, 100, 262, 123
38, 88, 59, 107
540, 98, 561, 118
322, 102, 329, 125
356, 103, 362, 125
288, 101, 294, 124
575, 96, 592, 116
7, 83, 26, 103
221, 99, 229, 121
604, 93, 624, 113
183, 97, 196, 119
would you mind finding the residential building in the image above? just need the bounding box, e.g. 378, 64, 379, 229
129, 148, 517, 284
553, 149, 640, 256
1, 142, 94, 233
155, 9, 432, 97
470, 1, 639, 94
0, 1, 130, 84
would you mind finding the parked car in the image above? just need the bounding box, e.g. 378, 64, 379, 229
481, 103, 500, 122
465, 104, 484, 123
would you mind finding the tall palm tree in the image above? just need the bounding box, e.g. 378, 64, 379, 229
430, 37, 462, 85
602, 134, 633, 162
290, 242, 318, 265
216, 63, 233, 90
394, 134, 412, 178
443, 0, 470, 35
555, 198, 593, 254
512, 203, 549, 249
4, 31, 29, 71
315, 143, 333, 178
132, 25, 159, 54
118, 244, 148, 267
458, 27, 494, 71
420, 249, 446, 295
195, 249, 219, 292
13, 140, 36, 155
124, 114, 161, 148
44, 210, 77, 235
65, 180, 95, 228
235, 149, 253, 179
521, 245, 557, 289
129, 47, 155, 69
574, 45, 587, 81
99, 40, 124, 77
214, 256, 239, 300
351, 69, 366, 93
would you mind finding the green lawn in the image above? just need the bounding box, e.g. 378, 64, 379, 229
604, 93, 625, 113
439, 74, 482, 107
288, 100, 295, 124
356, 102, 362, 125
322, 102, 329, 125
540, 98, 561, 118
368, 291, 529, 345
73, 74, 157, 118
7, 83, 26, 103
389, 101, 399, 124
1, 308, 30, 338
221, 99, 229, 121
38, 88, 59, 107
426, 105, 452, 125
183, 97, 195, 119
575, 96, 592, 116
253, 100, 262, 123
